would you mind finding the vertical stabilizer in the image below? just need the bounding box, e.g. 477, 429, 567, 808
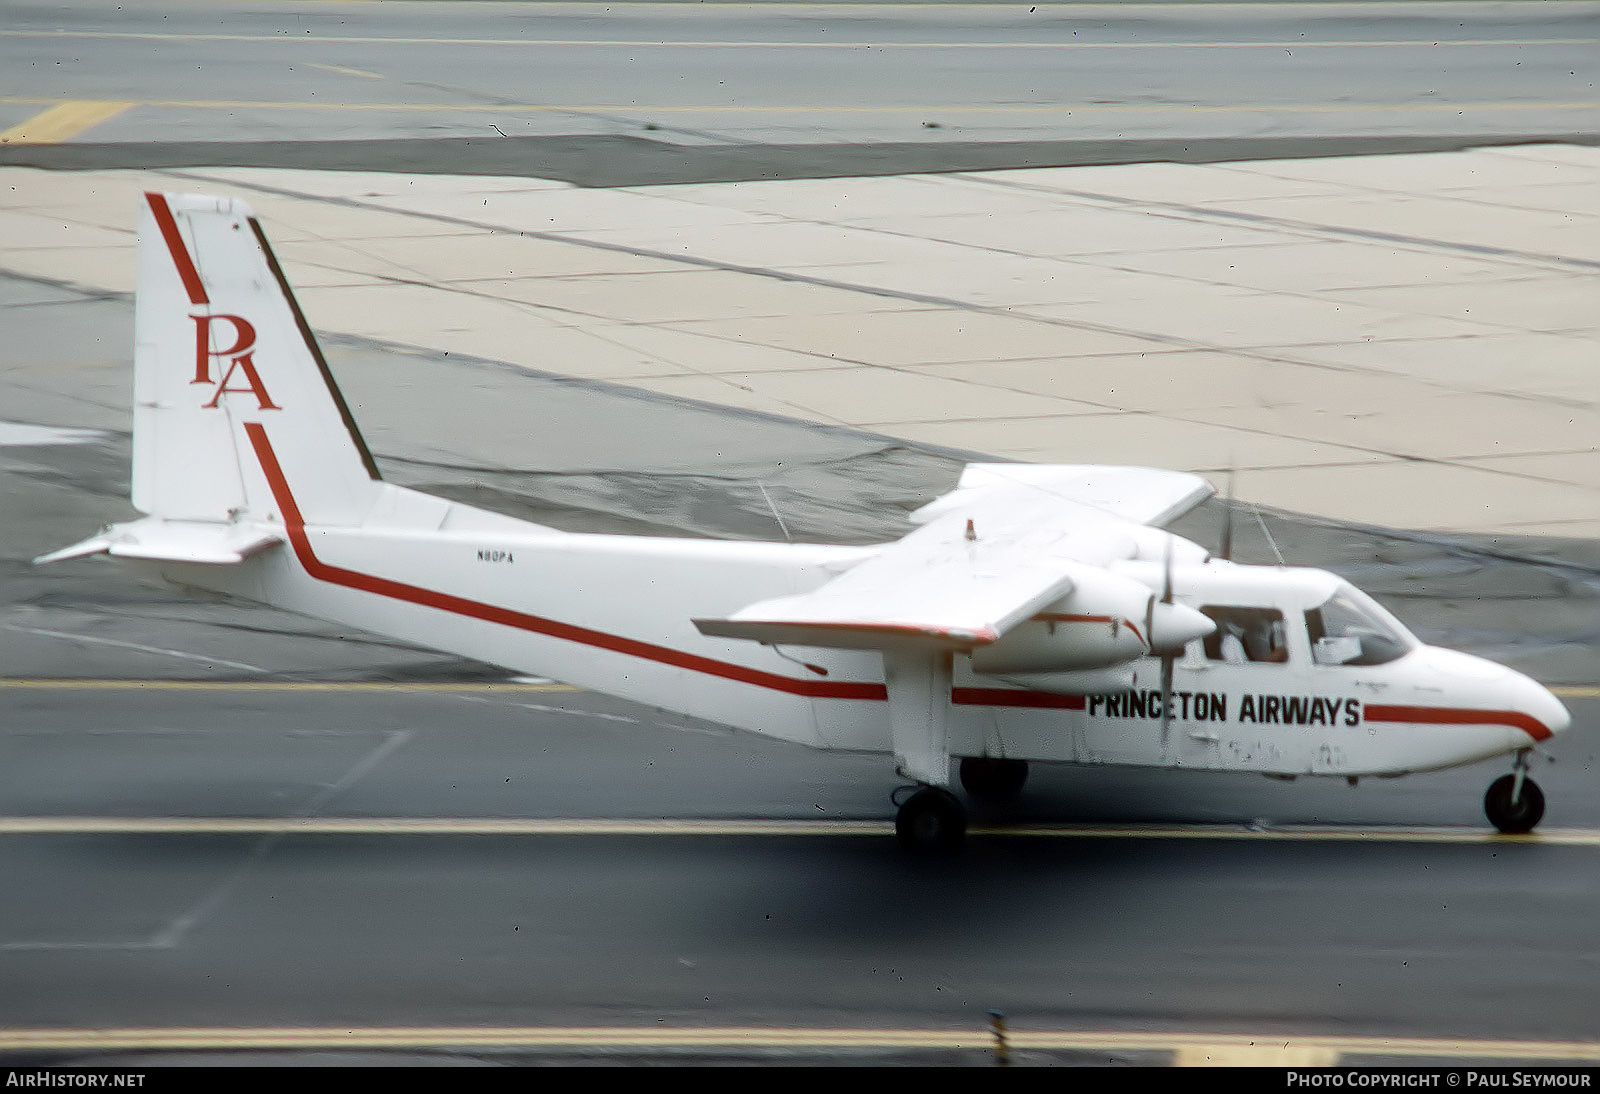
133, 192, 380, 528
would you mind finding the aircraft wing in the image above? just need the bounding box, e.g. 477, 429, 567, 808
694, 464, 1213, 651
911, 463, 1214, 528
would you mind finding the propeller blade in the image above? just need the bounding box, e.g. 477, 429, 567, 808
1160, 649, 1174, 751
1162, 538, 1174, 605
1159, 538, 1175, 751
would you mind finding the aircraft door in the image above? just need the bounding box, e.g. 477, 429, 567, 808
1173, 603, 1294, 770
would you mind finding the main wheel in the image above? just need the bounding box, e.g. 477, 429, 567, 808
959, 757, 1029, 801
1484, 773, 1546, 834
895, 787, 967, 853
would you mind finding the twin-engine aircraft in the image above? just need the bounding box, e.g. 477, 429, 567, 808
42, 193, 1572, 850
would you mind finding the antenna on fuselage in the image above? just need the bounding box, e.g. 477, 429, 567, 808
1219, 468, 1236, 562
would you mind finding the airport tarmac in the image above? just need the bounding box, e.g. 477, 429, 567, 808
3, 150, 1599, 1065
3, 141, 1598, 541
2, 0, 1598, 1068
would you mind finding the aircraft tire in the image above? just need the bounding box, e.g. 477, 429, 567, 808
958, 757, 1029, 800
1484, 773, 1546, 834
895, 787, 967, 853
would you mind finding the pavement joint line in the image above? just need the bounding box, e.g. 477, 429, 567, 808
958, 173, 1600, 275
3, 817, 1599, 844
4, 623, 268, 675
3, 96, 1597, 116
1, 1025, 1598, 1061
1, 29, 1595, 50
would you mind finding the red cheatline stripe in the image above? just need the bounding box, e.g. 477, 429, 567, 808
1366, 704, 1553, 742
145, 192, 208, 307
954, 687, 1086, 710
799, 621, 998, 645
1034, 613, 1148, 652
245, 423, 883, 701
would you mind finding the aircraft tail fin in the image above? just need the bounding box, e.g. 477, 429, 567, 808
130, 191, 381, 530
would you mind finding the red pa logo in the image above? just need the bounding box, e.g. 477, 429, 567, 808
191, 314, 280, 410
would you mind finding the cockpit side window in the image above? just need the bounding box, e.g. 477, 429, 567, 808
1305, 584, 1417, 667
1200, 606, 1289, 664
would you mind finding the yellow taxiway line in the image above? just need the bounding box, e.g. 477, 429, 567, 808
2, 1024, 1599, 1063
0, 100, 131, 144
2, 678, 1591, 696
3, 816, 1600, 845
2, 678, 1591, 845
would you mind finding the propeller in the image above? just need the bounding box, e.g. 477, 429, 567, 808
1158, 539, 1175, 751
1143, 539, 1177, 752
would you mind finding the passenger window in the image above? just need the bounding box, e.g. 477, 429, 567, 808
1201, 606, 1290, 664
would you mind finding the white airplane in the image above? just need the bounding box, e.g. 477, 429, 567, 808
40, 193, 1572, 850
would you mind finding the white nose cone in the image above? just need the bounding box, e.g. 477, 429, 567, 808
1510, 670, 1571, 741
1148, 601, 1215, 653
1417, 646, 1572, 744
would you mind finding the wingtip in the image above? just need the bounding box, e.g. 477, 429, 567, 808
33, 532, 114, 566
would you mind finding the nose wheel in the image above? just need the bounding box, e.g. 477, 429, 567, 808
1485, 752, 1546, 834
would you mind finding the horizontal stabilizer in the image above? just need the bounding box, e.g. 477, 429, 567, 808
35, 518, 283, 566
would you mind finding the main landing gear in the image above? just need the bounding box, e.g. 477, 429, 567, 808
1484, 750, 1545, 834
959, 756, 1029, 801
894, 759, 1029, 852
895, 786, 967, 853
880, 651, 1032, 853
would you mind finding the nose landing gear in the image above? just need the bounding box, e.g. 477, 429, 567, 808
1484, 750, 1546, 834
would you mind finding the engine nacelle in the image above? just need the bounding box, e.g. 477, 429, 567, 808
971, 563, 1214, 675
